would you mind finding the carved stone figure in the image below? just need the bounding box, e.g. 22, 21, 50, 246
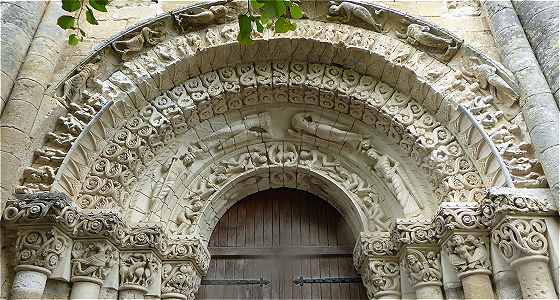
288, 112, 362, 146
174, 5, 227, 32
58, 113, 85, 136
112, 26, 166, 61
46, 132, 77, 150
405, 249, 442, 286
161, 263, 200, 298
72, 240, 116, 280
327, 1, 384, 32
360, 140, 421, 217
68, 102, 97, 123
176, 199, 205, 235
119, 253, 158, 288
461, 57, 518, 102
446, 234, 491, 273
396, 23, 458, 61
61, 56, 101, 106
34, 148, 66, 167
16, 166, 56, 193
198, 113, 272, 150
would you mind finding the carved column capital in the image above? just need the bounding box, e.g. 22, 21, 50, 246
119, 251, 161, 294
15, 227, 70, 275
361, 258, 401, 299
391, 218, 437, 246
161, 261, 201, 300
403, 248, 442, 288
71, 239, 118, 284
443, 233, 492, 278
434, 202, 487, 239
353, 231, 397, 271
491, 216, 549, 265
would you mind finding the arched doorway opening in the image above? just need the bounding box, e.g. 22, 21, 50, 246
198, 188, 367, 299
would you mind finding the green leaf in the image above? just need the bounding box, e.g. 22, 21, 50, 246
274, 16, 295, 33
68, 34, 80, 46
250, 0, 264, 10
85, 7, 99, 25
273, 0, 286, 16
57, 15, 76, 29
237, 14, 254, 45
260, 13, 272, 28
289, 3, 303, 19
89, 0, 108, 12
62, 0, 81, 12
255, 19, 264, 33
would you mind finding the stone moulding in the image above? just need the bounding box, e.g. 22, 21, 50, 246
20, 0, 539, 208
2, 192, 210, 275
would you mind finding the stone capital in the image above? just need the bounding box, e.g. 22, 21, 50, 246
481, 188, 555, 227
491, 216, 549, 264
119, 251, 161, 293
361, 258, 401, 299
15, 227, 70, 275
402, 247, 443, 288
443, 233, 492, 278
353, 231, 397, 271
161, 261, 202, 300
71, 239, 118, 284
391, 218, 437, 247
434, 202, 487, 240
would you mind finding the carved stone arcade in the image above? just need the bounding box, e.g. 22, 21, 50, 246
2, 0, 559, 299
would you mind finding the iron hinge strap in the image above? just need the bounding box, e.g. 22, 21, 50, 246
201, 278, 271, 286
293, 276, 362, 286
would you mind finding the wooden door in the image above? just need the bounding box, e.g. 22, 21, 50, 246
197, 188, 368, 300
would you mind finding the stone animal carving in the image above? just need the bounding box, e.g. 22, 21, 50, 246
72, 242, 115, 280
396, 23, 458, 61
360, 140, 422, 217
288, 112, 363, 147
197, 113, 272, 151
112, 26, 166, 61
119, 253, 157, 287
61, 56, 101, 107
16, 166, 56, 193
174, 5, 227, 32
446, 234, 490, 273
461, 57, 519, 103
327, 1, 384, 32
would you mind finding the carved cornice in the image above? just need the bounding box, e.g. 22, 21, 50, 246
3, 192, 209, 274
481, 188, 555, 227
353, 232, 397, 270
390, 218, 437, 247
434, 202, 486, 239
492, 216, 549, 263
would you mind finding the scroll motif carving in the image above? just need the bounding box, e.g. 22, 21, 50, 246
405, 248, 442, 286
492, 217, 549, 262
362, 260, 401, 298
391, 218, 436, 245
445, 234, 491, 274
161, 262, 201, 299
16, 228, 68, 271
71, 240, 117, 281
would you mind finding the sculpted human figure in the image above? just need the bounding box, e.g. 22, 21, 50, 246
176, 199, 205, 235
174, 5, 227, 32
289, 112, 363, 146
34, 148, 66, 166
16, 166, 56, 193
397, 23, 458, 60
327, 1, 384, 32
46, 132, 76, 150
61, 56, 101, 106
360, 141, 421, 216
462, 57, 518, 101
112, 26, 166, 60
446, 234, 490, 272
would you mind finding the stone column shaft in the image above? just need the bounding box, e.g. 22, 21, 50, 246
11, 265, 51, 299
70, 280, 102, 299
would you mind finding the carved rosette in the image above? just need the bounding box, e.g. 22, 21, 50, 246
404, 248, 442, 288
492, 216, 549, 263
71, 240, 118, 284
161, 262, 201, 300
444, 234, 492, 277
15, 228, 69, 274
362, 259, 401, 298
119, 251, 161, 292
